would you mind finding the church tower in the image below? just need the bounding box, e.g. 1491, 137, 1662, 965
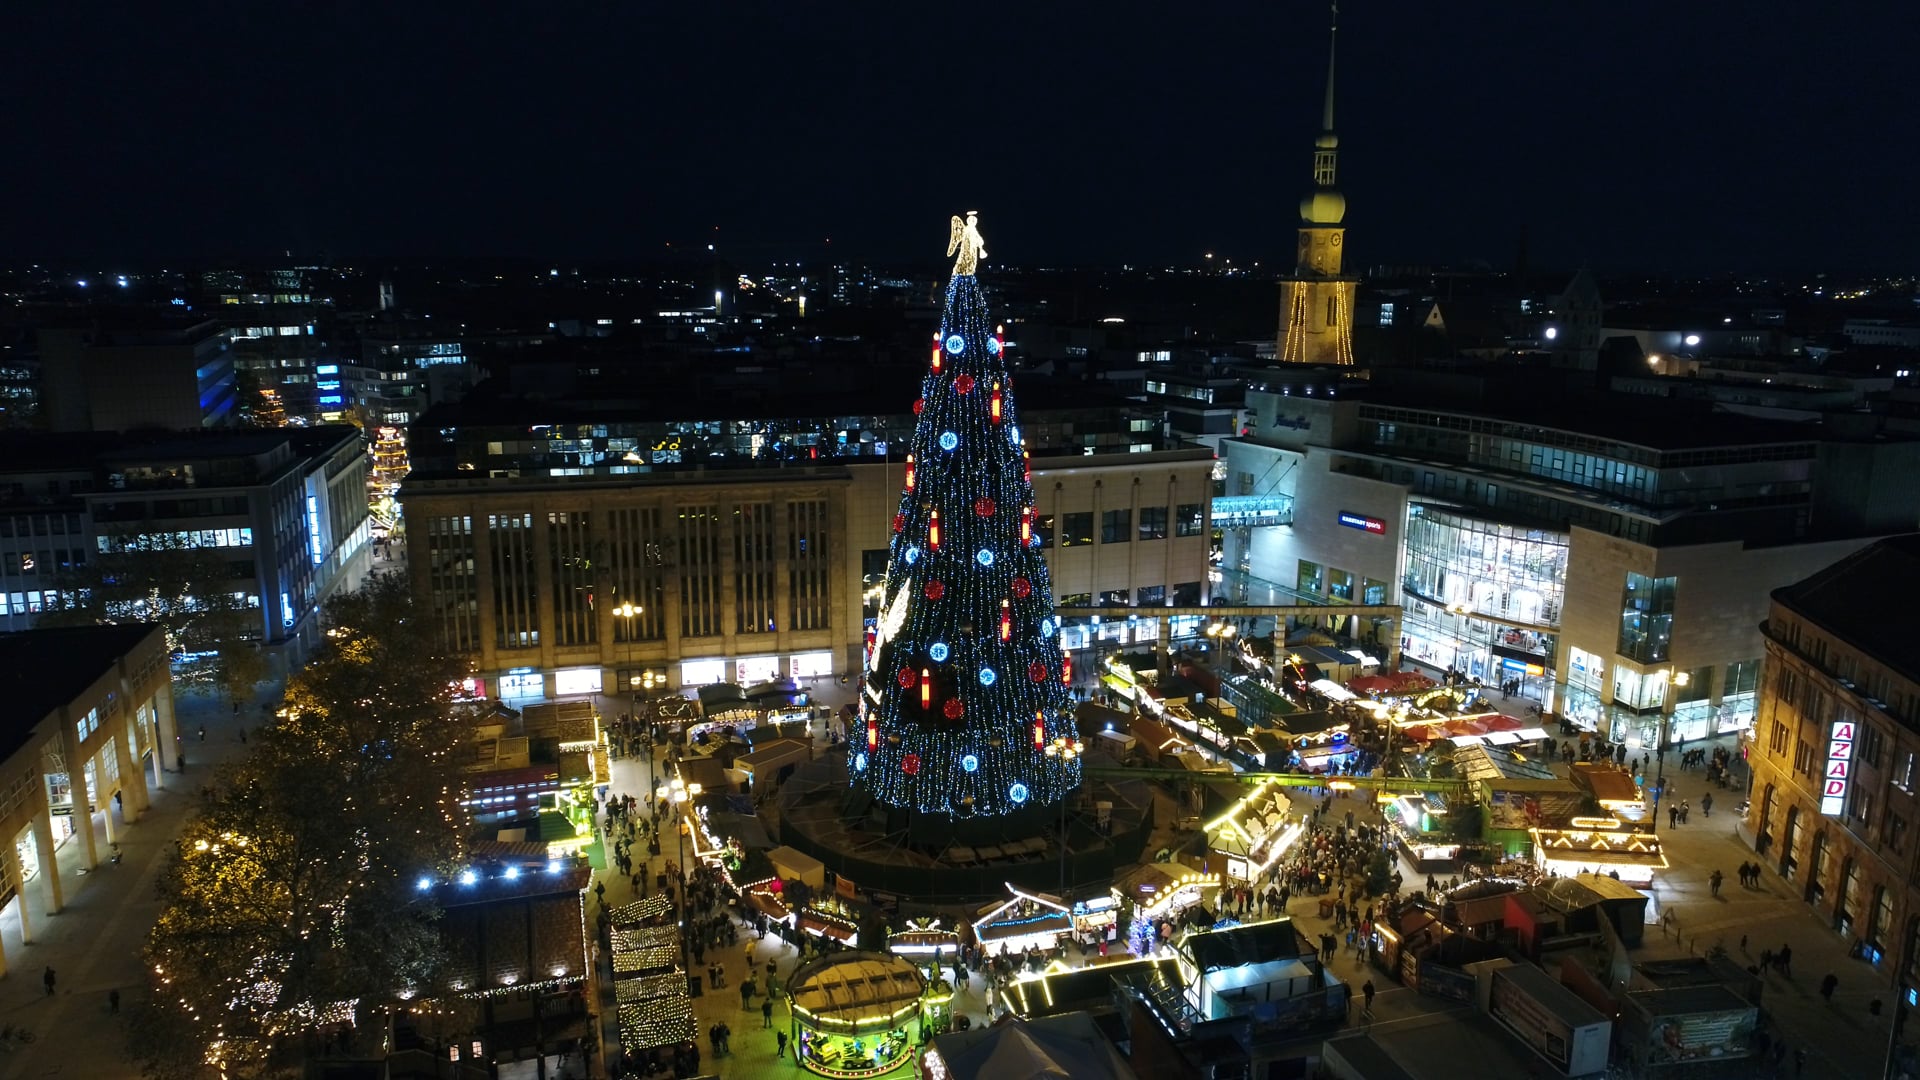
1277, 5, 1358, 366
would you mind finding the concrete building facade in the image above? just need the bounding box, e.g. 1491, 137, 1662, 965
0, 624, 179, 978
401, 449, 1215, 701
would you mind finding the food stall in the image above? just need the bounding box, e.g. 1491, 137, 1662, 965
1070, 895, 1120, 944
1113, 860, 1220, 950
1205, 779, 1306, 881
1383, 792, 1462, 872
1530, 818, 1668, 887
971, 886, 1072, 956
799, 895, 863, 946
788, 951, 930, 1079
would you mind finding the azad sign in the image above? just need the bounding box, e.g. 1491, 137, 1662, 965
1822, 719, 1855, 816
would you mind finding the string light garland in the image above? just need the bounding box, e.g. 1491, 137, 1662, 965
855, 220, 1082, 817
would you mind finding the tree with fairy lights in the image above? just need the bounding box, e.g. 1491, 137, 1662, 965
856, 212, 1082, 819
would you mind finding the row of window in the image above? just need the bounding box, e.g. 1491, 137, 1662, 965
1297, 560, 1390, 605
1042, 505, 1205, 548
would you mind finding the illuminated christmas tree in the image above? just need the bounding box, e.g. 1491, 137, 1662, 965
856, 213, 1082, 818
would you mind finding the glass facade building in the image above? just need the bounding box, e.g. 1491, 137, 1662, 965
1401, 505, 1567, 703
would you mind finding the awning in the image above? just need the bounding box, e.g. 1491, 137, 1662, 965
1450, 734, 1487, 746
1483, 730, 1522, 745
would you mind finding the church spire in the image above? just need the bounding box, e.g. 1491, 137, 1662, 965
1322, 1, 1338, 135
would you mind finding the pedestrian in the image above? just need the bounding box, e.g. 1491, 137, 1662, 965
1669, 805, 1679, 829
1778, 944, 1793, 977
1820, 973, 1838, 1002
198, 724, 206, 742
762, 996, 774, 1028
43, 966, 55, 996
1362, 979, 1376, 1012
1710, 869, 1723, 897
239, 727, 247, 745
108, 987, 120, 1014
776, 1031, 789, 1057
1702, 793, 1713, 818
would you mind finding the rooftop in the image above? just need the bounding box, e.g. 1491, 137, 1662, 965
1359, 383, 1825, 453
0, 624, 163, 760
1773, 533, 1920, 686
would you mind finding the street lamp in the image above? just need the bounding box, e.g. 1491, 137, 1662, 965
656, 777, 703, 961
1652, 669, 1690, 833
615, 602, 646, 783
1045, 736, 1085, 894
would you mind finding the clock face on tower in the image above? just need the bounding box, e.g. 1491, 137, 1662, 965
1330, 234, 1342, 246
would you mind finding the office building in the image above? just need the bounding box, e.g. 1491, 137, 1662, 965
0, 427, 373, 664
205, 269, 335, 419
34, 317, 236, 431
1744, 536, 1920, 980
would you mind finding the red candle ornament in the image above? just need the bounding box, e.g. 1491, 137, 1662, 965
928, 508, 941, 551
892, 513, 905, 534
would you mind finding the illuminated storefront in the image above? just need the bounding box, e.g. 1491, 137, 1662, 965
788, 951, 931, 1079
1401, 505, 1566, 702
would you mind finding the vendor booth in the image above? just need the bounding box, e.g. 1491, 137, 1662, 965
788, 951, 931, 1079
1205, 780, 1305, 881
1383, 792, 1462, 872
972, 886, 1072, 955
617, 972, 697, 1056
1113, 861, 1220, 954
1530, 819, 1668, 887
888, 917, 962, 958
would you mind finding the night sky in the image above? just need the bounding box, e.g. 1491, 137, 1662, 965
5, 1, 1912, 272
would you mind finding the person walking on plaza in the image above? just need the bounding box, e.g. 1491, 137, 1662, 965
1669, 804, 1680, 829
43, 966, 55, 996
1821, 973, 1839, 1002
1362, 980, 1376, 1013
1702, 792, 1713, 818
1710, 869, 1724, 897
108, 988, 120, 1014
1777, 944, 1793, 977
762, 996, 775, 1028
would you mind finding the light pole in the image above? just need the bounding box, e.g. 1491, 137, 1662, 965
657, 777, 702, 963
639, 669, 663, 795
615, 602, 644, 779
1045, 735, 1084, 895
1651, 669, 1689, 833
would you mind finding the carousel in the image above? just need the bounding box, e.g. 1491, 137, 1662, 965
788, 951, 934, 1079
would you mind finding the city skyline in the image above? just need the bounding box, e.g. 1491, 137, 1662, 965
3, 1, 1913, 272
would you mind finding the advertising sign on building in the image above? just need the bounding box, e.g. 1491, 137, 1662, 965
1338, 511, 1387, 535
1822, 720, 1856, 816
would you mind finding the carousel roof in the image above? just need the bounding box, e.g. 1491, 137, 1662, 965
787, 951, 926, 1025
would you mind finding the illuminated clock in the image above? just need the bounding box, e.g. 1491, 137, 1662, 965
1330, 234, 1342, 246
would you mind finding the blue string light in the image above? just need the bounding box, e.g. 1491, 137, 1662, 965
975, 548, 994, 567
939, 431, 959, 452
1009, 783, 1030, 804
929, 642, 950, 662
904, 545, 921, 565
961, 754, 979, 773
854, 752, 868, 771
979, 667, 997, 686
945, 334, 966, 354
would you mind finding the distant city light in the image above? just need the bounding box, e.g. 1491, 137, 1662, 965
459, 869, 478, 886
504, 866, 520, 880
1684, 333, 1701, 346
76, 279, 88, 288
1543, 326, 1558, 340
416, 876, 432, 891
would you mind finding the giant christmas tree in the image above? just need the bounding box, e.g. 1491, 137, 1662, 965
856, 213, 1082, 819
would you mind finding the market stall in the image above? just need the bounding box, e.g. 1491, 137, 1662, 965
617, 972, 697, 1055
788, 951, 930, 1079
1113, 860, 1220, 954
1530, 819, 1668, 887
971, 886, 1072, 956
888, 917, 961, 958
1070, 895, 1120, 945
1204, 779, 1305, 881
799, 895, 863, 946
1383, 793, 1462, 872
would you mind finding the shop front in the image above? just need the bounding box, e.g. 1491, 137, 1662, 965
788, 951, 930, 1079
888, 918, 961, 959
